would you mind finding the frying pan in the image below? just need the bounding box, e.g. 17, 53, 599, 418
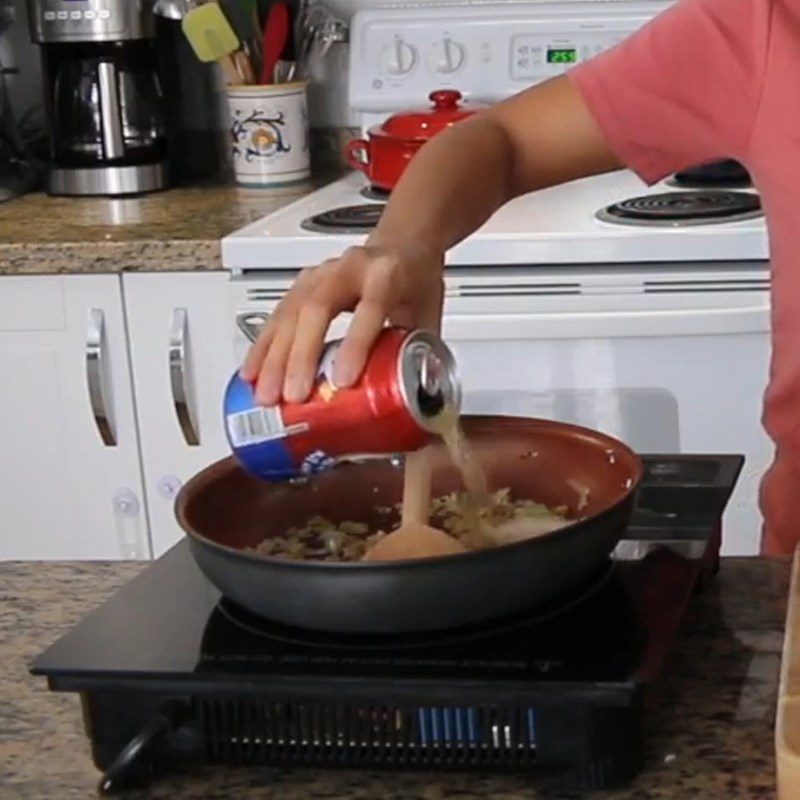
176, 416, 643, 634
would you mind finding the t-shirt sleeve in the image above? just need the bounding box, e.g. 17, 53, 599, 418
568, 0, 772, 184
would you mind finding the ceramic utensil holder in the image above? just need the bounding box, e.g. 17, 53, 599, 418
226, 82, 310, 187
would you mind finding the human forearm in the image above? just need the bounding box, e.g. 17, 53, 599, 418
368, 115, 517, 254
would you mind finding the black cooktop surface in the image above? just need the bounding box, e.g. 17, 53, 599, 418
33, 544, 658, 684
32, 455, 742, 691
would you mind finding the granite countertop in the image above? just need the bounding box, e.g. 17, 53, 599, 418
0, 181, 322, 276
1, 556, 789, 799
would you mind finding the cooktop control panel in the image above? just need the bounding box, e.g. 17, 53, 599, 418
349, 1, 673, 125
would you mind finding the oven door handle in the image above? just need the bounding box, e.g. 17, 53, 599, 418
169, 308, 200, 446
86, 308, 117, 447
442, 302, 770, 340
236, 311, 271, 344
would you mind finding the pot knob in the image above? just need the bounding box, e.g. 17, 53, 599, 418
429, 89, 463, 108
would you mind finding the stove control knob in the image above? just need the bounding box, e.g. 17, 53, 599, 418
380, 37, 417, 76
428, 37, 466, 75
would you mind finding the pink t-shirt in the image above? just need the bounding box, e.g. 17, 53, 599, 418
569, 0, 800, 553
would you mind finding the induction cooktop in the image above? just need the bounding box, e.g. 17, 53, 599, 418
32, 455, 743, 795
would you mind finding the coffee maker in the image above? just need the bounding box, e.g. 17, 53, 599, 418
29, 0, 166, 196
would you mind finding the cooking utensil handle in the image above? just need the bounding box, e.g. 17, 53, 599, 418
233, 48, 257, 84
169, 308, 200, 446
97, 61, 125, 160
345, 138, 370, 172
86, 308, 117, 447
236, 311, 270, 343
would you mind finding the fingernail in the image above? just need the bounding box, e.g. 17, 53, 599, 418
285, 376, 310, 403
334, 365, 356, 387
255, 381, 278, 406
255, 390, 276, 407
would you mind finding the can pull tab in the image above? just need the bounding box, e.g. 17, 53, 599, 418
420, 351, 442, 396
417, 350, 446, 418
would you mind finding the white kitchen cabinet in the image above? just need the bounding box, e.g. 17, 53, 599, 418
123, 272, 235, 557
0, 275, 149, 560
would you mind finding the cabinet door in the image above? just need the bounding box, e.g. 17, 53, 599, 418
0, 275, 149, 560
123, 272, 235, 557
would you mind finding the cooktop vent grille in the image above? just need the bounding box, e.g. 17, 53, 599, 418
198, 699, 538, 769
643, 278, 769, 294
451, 283, 582, 298
246, 288, 291, 303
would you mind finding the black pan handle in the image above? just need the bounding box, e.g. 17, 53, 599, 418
97, 700, 187, 795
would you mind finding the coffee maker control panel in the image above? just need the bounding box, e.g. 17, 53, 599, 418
29, 0, 154, 43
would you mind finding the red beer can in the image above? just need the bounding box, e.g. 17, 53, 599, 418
224, 328, 461, 481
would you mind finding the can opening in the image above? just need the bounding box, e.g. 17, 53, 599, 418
399, 330, 461, 432
417, 384, 446, 418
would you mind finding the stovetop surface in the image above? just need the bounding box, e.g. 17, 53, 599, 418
30, 542, 684, 686
221, 171, 768, 271
32, 455, 742, 690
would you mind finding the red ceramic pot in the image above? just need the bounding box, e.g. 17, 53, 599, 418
345, 90, 481, 191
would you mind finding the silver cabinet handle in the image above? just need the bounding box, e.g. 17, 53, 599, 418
169, 308, 199, 446
97, 61, 124, 160
236, 311, 270, 344
86, 308, 117, 447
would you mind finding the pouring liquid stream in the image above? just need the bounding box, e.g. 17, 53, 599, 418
362, 447, 468, 561
425, 406, 494, 548
364, 407, 493, 561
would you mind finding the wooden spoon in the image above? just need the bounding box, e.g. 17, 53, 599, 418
362, 449, 467, 562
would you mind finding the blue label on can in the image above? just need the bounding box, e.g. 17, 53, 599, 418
223, 373, 300, 481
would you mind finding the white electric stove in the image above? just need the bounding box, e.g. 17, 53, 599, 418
222, 169, 767, 270
222, 1, 774, 556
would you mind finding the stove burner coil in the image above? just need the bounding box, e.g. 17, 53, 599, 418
667, 174, 752, 190
301, 204, 384, 234
668, 160, 752, 189
360, 185, 391, 202
596, 191, 762, 227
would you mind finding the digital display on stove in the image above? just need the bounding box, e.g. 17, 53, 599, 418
547, 48, 577, 63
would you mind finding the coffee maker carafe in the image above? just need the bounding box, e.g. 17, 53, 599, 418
29, 0, 166, 196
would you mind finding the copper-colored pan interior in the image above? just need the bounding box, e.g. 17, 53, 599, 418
177, 416, 643, 556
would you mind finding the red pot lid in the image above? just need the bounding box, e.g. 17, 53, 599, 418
375, 90, 480, 140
